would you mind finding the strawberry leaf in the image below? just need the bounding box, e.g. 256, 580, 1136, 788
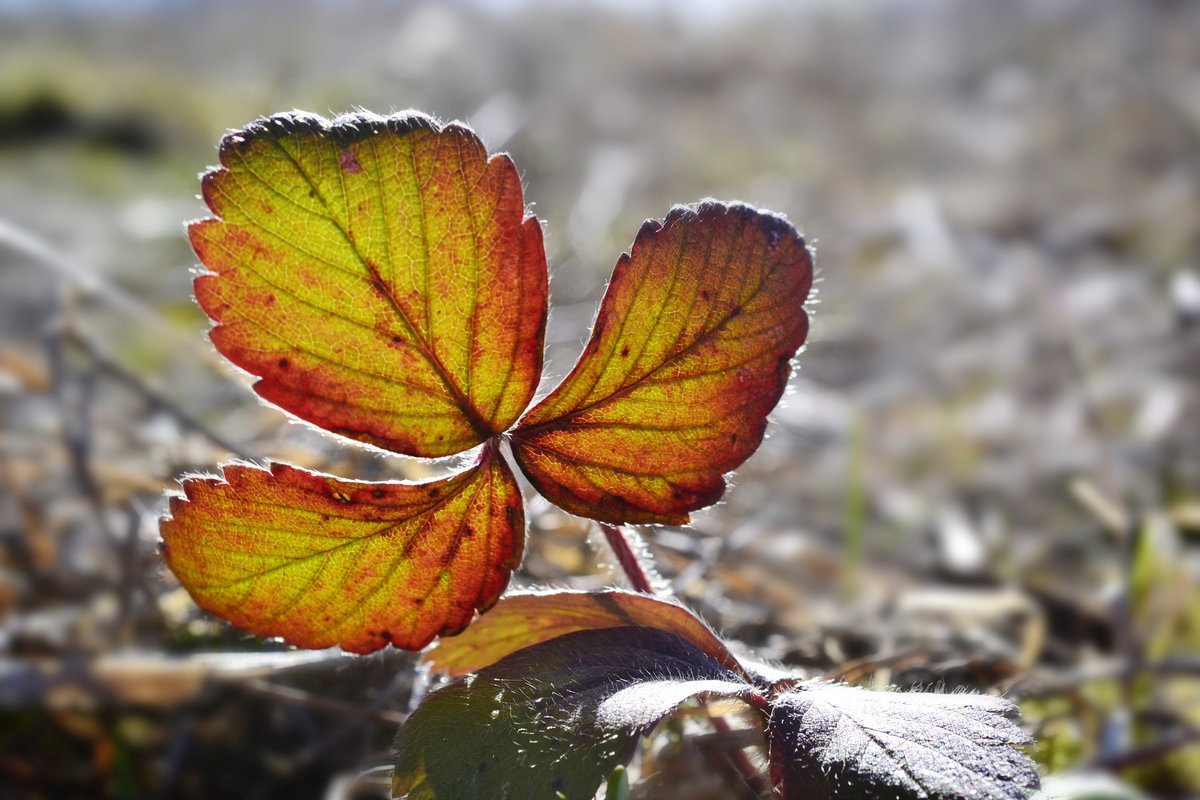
392, 626, 753, 800
190, 111, 547, 458
421, 589, 743, 677
767, 682, 1040, 800
160, 443, 523, 653
511, 201, 813, 524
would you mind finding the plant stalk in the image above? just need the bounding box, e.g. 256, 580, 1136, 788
598, 523, 657, 595
598, 522, 770, 796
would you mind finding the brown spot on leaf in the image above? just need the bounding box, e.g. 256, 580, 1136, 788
339, 148, 362, 174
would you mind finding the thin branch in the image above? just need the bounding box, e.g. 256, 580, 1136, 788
46, 327, 119, 549
1090, 727, 1200, 772
237, 678, 407, 727
1004, 655, 1200, 701
0, 215, 224, 369
61, 327, 252, 460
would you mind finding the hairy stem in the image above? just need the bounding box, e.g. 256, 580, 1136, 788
598, 523, 657, 595
599, 522, 770, 795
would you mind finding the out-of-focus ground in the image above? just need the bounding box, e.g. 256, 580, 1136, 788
1, 0, 1199, 798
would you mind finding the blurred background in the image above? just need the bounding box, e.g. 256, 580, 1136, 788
1, 0, 1199, 798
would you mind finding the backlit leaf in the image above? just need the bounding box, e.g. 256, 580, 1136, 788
511, 201, 813, 524
421, 589, 742, 676
393, 626, 753, 800
190, 110, 547, 458
767, 682, 1040, 800
160, 443, 523, 653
